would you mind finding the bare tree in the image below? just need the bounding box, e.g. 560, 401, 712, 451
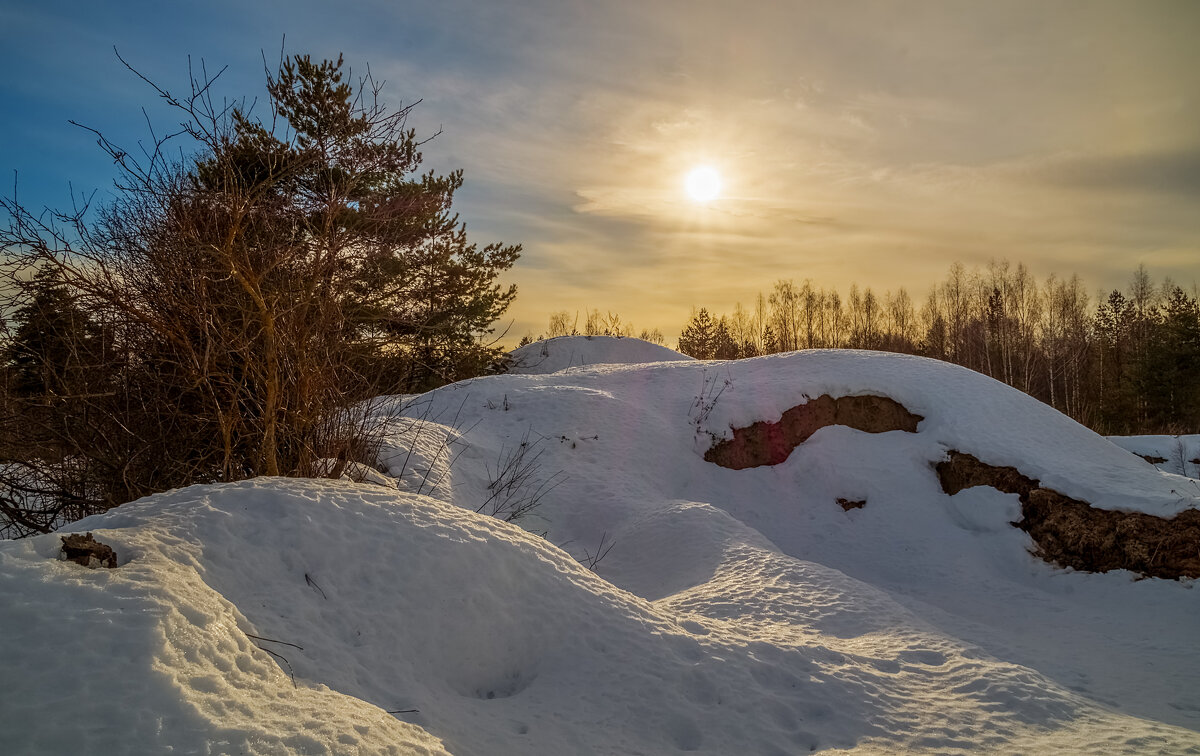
547, 311, 576, 338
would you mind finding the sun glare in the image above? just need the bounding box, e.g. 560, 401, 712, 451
684, 165, 722, 203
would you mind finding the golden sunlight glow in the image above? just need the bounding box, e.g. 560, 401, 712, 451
684, 165, 722, 203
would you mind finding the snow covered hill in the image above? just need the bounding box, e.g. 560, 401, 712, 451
3, 346, 1199, 754
506, 335, 692, 374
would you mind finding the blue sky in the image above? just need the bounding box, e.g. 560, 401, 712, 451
3, 0, 1199, 342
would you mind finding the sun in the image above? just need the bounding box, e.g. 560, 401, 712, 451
684, 165, 722, 203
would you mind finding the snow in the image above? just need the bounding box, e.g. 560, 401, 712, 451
506, 335, 692, 374
3, 346, 1199, 754
1109, 434, 1200, 479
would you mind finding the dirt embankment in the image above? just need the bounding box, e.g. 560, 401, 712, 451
704, 395, 1199, 579
705, 394, 923, 470
937, 452, 1200, 580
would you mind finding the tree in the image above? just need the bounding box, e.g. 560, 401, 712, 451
881, 288, 918, 354
1142, 286, 1200, 431
0, 51, 519, 530
212, 54, 521, 393
712, 317, 739, 360
667, 260, 1199, 434
2, 265, 110, 464
728, 302, 758, 357
678, 308, 718, 359
547, 311, 575, 337
637, 327, 665, 345
1093, 290, 1138, 432
5, 266, 103, 400
769, 280, 800, 351
0, 265, 121, 535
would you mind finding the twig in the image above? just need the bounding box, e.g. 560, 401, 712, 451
256, 645, 297, 688
476, 427, 566, 522
579, 531, 615, 571
304, 572, 327, 600
244, 633, 304, 650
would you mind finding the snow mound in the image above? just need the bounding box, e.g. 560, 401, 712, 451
0, 481, 451, 756
5, 349, 1200, 754
6, 477, 1197, 755
507, 335, 692, 374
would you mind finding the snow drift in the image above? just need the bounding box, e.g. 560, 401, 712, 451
3, 343, 1199, 754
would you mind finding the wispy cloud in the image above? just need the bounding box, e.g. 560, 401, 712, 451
2, 0, 1198, 342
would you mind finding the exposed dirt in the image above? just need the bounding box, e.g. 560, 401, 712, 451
705, 394, 923, 470
705, 397, 1198, 579
60, 532, 117, 569
936, 451, 1200, 580
936, 453, 1038, 498
1137, 454, 1169, 465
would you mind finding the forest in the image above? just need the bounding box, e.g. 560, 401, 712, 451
538, 261, 1200, 436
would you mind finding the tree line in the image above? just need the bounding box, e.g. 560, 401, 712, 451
520, 308, 666, 346
0, 53, 519, 535
673, 261, 1199, 436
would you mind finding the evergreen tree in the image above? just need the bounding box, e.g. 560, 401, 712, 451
712, 317, 739, 360
1143, 287, 1200, 430
678, 308, 718, 359
1094, 290, 1137, 433
5, 266, 99, 400
0, 51, 523, 525
761, 324, 780, 354
194, 55, 520, 392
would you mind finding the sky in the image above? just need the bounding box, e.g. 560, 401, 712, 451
3, 0, 1199, 344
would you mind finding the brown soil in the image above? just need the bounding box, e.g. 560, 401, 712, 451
60, 532, 118, 569
1137, 454, 1168, 465
837, 498, 866, 511
936, 451, 1200, 580
705, 394, 923, 470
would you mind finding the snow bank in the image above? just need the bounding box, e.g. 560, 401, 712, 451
4, 349, 1199, 754
507, 335, 692, 374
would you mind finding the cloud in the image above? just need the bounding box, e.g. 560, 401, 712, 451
1037, 149, 1200, 197
4, 0, 1199, 345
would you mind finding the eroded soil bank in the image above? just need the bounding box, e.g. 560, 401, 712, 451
937, 452, 1200, 580
705, 395, 1199, 579
704, 394, 923, 470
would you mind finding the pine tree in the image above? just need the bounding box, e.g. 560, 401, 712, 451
5, 266, 99, 400
193, 54, 520, 392
712, 317, 739, 360
1143, 286, 1200, 430
0, 51, 523, 521
678, 308, 718, 359
1095, 290, 1137, 432
761, 324, 779, 354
